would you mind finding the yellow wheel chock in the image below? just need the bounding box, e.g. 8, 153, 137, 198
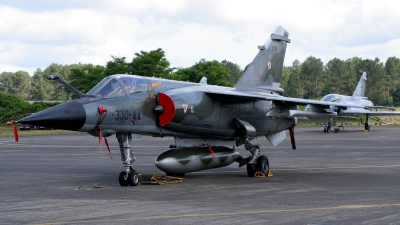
139, 174, 186, 185
253, 171, 265, 178
253, 171, 273, 178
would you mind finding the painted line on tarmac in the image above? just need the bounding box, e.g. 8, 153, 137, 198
275, 164, 400, 171
295, 145, 400, 149
0, 153, 114, 156
33, 203, 400, 225
0, 140, 17, 143
2, 145, 165, 148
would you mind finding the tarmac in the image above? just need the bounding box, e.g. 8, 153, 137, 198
1, 126, 400, 224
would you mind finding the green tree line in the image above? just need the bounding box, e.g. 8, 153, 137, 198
0, 92, 59, 123
281, 56, 400, 106
1, 48, 400, 106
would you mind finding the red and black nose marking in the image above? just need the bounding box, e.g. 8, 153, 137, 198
17, 101, 86, 130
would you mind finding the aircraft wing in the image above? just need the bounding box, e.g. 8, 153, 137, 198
203, 89, 365, 109
296, 105, 400, 123
298, 108, 400, 133
299, 116, 360, 123
338, 108, 400, 116
364, 106, 395, 111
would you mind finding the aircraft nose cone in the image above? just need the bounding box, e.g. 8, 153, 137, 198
17, 101, 86, 130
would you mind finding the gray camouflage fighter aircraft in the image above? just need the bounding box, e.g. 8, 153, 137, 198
10, 26, 369, 186
303, 72, 400, 133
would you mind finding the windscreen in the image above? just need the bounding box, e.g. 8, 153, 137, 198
86, 77, 125, 98
119, 76, 147, 94
87, 75, 147, 98
321, 94, 343, 102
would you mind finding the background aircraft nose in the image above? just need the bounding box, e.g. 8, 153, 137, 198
17, 101, 86, 130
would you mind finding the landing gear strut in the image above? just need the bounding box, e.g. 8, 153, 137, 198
365, 114, 371, 131
242, 138, 270, 177
323, 122, 331, 133
244, 138, 260, 164
117, 133, 139, 186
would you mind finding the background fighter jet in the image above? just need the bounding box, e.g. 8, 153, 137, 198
13, 26, 368, 186
302, 72, 400, 133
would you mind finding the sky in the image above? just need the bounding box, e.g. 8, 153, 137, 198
1, 0, 400, 76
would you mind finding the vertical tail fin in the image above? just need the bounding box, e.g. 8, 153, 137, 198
352, 72, 367, 97
234, 26, 290, 90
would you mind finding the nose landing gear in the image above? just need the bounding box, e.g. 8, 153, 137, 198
117, 133, 139, 186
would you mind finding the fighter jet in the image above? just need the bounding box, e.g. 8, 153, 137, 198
303, 72, 400, 133
11, 26, 368, 186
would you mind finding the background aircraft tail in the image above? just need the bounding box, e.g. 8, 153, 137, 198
352, 72, 367, 97
234, 26, 290, 90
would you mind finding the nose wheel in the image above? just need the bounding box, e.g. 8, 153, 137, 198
119, 171, 139, 186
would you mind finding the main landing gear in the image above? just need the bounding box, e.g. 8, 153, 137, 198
117, 133, 139, 186
323, 122, 331, 133
240, 138, 270, 177
246, 155, 269, 177
364, 114, 371, 131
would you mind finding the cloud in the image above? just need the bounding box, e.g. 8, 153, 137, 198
0, 7, 108, 45
1, 0, 400, 75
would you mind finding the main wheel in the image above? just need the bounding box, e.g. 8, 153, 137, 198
256, 155, 269, 175
118, 171, 129, 186
128, 171, 139, 186
246, 163, 256, 177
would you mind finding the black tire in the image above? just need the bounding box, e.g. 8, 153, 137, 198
118, 171, 129, 186
256, 155, 269, 175
246, 163, 256, 177
128, 171, 139, 186
323, 128, 327, 133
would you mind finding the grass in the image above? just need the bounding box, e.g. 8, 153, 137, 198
0, 125, 82, 137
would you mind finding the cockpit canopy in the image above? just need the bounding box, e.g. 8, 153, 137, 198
87, 75, 147, 98
320, 94, 344, 102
